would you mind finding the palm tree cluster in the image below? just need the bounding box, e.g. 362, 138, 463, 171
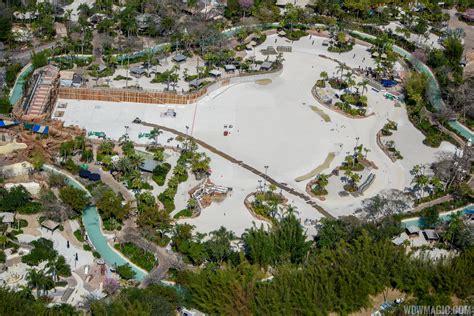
410, 164, 444, 199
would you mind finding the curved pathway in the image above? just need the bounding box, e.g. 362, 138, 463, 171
140, 121, 335, 219
117, 224, 182, 286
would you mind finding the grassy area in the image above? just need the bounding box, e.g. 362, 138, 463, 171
310, 106, 331, 122
174, 208, 193, 219
114, 242, 157, 272
295, 152, 335, 182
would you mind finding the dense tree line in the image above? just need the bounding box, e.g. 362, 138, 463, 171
0, 287, 78, 315
176, 214, 474, 315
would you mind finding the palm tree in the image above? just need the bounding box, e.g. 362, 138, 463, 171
74, 135, 86, 153
27, 269, 53, 297
317, 174, 329, 188
430, 176, 444, 194
173, 164, 188, 179
358, 79, 369, 96
320, 71, 328, 81
150, 128, 163, 145
99, 141, 114, 156
344, 155, 354, 168
129, 154, 145, 170
0, 234, 7, 249
128, 170, 143, 191
336, 64, 345, 80
117, 156, 133, 175
27, 269, 43, 297
60, 141, 74, 160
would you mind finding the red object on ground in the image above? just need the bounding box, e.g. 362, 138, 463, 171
224, 131, 229, 136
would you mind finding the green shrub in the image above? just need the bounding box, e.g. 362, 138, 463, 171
21, 238, 57, 266
116, 264, 136, 280
83, 244, 92, 251
102, 218, 122, 231
316, 80, 326, 88
158, 191, 175, 213
174, 208, 193, 219
73, 229, 84, 242
152, 163, 172, 186
17, 202, 42, 214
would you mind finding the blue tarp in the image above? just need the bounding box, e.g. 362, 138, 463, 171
89, 173, 101, 181
79, 169, 100, 181
31, 124, 49, 135
381, 79, 398, 87
0, 120, 19, 128
79, 169, 91, 178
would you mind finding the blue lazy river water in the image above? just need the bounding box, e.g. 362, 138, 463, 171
400, 204, 474, 228
43, 165, 146, 281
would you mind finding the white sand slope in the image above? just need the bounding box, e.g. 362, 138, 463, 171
55, 34, 455, 233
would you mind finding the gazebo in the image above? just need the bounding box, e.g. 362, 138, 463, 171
260, 61, 273, 71
41, 220, 60, 233
173, 53, 187, 63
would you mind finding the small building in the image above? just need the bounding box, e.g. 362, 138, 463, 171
41, 219, 60, 233
140, 159, 160, 173
260, 61, 273, 71
224, 64, 236, 72
0, 212, 15, 226
278, 30, 286, 37
173, 53, 187, 63
209, 69, 221, 77
72, 74, 84, 87
59, 70, 75, 87
189, 79, 204, 89
130, 66, 146, 78
423, 229, 440, 242
406, 225, 420, 237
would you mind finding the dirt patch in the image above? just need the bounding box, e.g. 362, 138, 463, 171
295, 152, 335, 182
310, 105, 331, 122
0, 142, 27, 155
255, 79, 272, 85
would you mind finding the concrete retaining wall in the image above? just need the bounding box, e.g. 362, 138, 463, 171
58, 67, 283, 105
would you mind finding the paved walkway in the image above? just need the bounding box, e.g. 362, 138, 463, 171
413, 194, 453, 212
140, 121, 334, 219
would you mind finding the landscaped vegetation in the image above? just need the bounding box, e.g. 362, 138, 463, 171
310, 174, 329, 196
175, 214, 473, 315
249, 184, 286, 221
114, 242, 157, 272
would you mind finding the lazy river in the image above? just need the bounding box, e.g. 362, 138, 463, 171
43, 164, 147, 281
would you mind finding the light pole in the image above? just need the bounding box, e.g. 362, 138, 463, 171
355, 137, 360, 150
263, 165, 269, 192
185, 125, 189, 151
124, 125, 129, 139
258, 179, 262, 192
